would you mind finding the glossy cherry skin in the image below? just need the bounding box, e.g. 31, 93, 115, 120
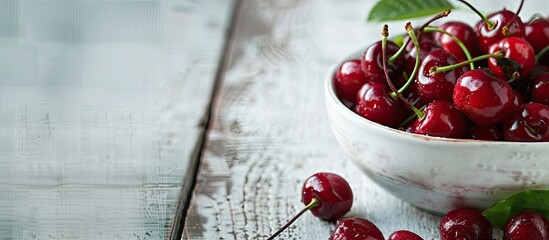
453, 69, 516, 126
475, 9, 525, 53
525, 18, 549, 52
488, 37, 536, 80
502, 103, 549, 142
416, 49, 467, 102
361, 41, 405, 85
436, 21, 481, 59
355, 83, 406, 128
505, 211, 549, 240
532, 73, 549, 105
439, 208, 492, 240
412, 101, 467, 139
335, 59, 369, 103
388, 230, 423, 240
301, 172, 353, 221
330, 217, 385, 240
467, 124, 504, 141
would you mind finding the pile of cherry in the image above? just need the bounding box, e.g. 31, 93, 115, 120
267, 172, 549, 239
334, 1, 549, 141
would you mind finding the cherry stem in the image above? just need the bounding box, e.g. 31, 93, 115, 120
393, 24, 420, 96
527, 13, 546, 23
388, 9, 450, 64
423, 27, 474, 70
382, 24, 424, 119
502, 0, 524, 36
430, 51, 503, 75
455, 0, 494, 29
398, 104, 426, 128
401, 9, 451, 49
266, 198, 320, 240
536, 45, 549, 62
507, 71, 521, 84
389, 41, 407, 63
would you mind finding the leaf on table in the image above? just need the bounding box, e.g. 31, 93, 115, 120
367, 0, 455, 22
481, 190, 549, 229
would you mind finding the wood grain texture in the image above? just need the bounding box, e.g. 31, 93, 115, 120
0, 0, 233, 239
182, 0, 545, 239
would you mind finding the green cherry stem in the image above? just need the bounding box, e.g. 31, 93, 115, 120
382, 24, 425, 120
430, 51, 503, 75
507, 71, 521, 84
423, 27, 474, 70
527, 13, 546, 23
398, 104, 426, 128
536, 45, 549, 62
389, 41, 407, 63
400, 10, 451, 50
393, 24, 420, 96
455, 0, 494, 29
266, 198, 320, 240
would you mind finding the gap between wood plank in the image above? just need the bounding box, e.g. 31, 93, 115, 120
169, 0, 245, 239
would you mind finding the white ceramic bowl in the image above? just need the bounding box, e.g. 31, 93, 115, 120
325, 47, 549, 215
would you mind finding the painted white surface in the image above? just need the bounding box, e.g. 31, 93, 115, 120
0, 0, 234, 239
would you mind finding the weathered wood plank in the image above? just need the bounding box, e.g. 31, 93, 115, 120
183, 0, 543, 239
0, 0, 234, 239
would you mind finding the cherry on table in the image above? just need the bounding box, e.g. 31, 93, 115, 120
416, 49, 467, 103
355, 83, 406, 128
330, 217, 385, 240
502, 103, 549, 142
505, 211, 549, 240
388, 230, 423, 240
453, 69, 517, 126
335, 59, 369, 103
439, 208, 492, 240
488, 37, 535, 80
267, 172, 353, 240
361, 40, 404, 85
435, 21, 481, 59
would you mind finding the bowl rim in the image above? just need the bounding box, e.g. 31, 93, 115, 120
325, 45, 549, 145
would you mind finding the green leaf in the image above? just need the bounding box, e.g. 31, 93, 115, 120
482, 190, 549, 229
367, 0, 455, 22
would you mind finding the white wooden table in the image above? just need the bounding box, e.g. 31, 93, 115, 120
0, 0, 545, 239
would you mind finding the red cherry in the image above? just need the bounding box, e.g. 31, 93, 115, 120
476, 9, 525, 53
467, 124, 504, 141
361, 41, 404, 85
453, 69, 516, 126
330, 217, 385, 240
388, 230, 423, 240
502, 103, 549, 142
412, 101, 467, 139
301, 172, 353, 221
335, 59, 369, 103
355, 83, 406, 128
505, 211, 549, 240
488, 37, 535, 80
525, 18, 549, 52
268, 172, 353, 239
532, 73, 549, 106
436, 21, 481, 59
416, 49, 468, 102
439, 208, 492, 240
